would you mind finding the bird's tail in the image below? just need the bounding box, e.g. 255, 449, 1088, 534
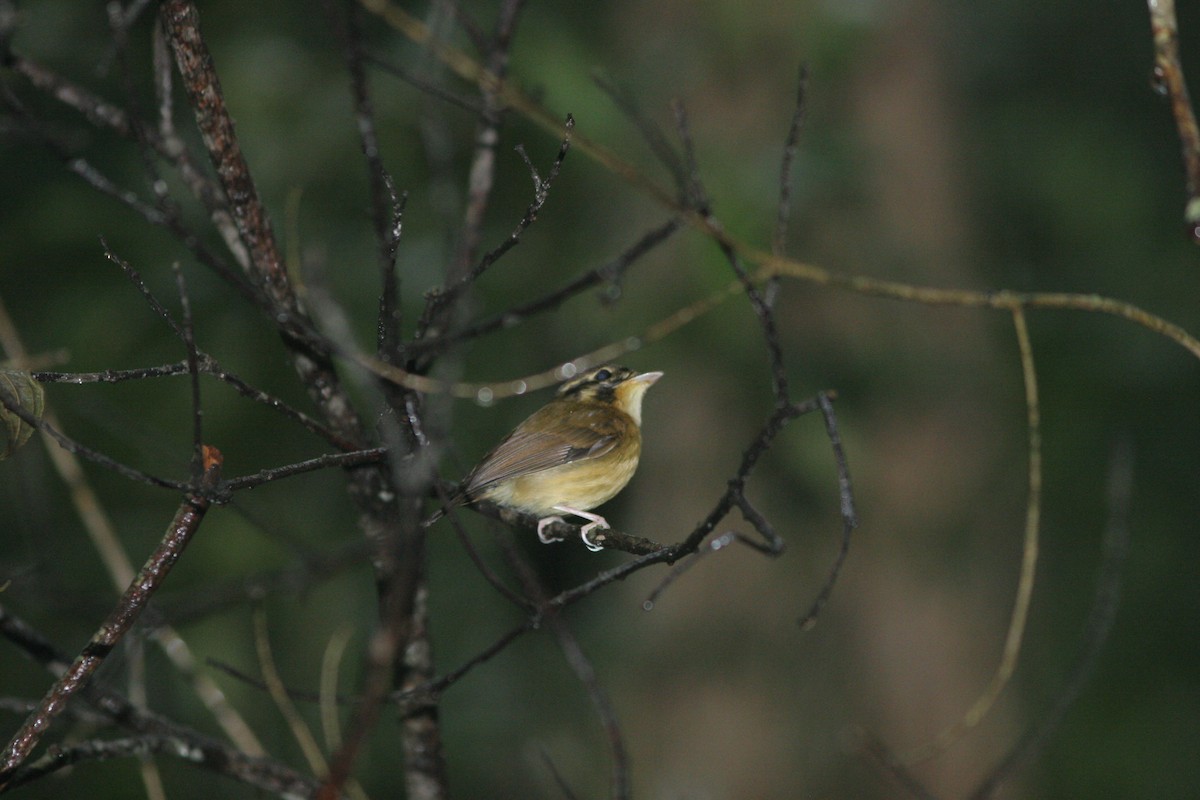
422, 483, 463, 528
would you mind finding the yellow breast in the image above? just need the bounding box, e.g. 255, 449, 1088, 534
481, 429, 642, 516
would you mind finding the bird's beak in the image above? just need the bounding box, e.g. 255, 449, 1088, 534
617, 371, 662, 425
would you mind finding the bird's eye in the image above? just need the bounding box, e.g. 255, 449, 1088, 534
593, 368, 612, 382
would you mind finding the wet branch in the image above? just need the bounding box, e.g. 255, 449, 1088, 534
0, 449, 223, 787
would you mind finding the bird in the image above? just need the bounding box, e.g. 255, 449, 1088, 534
433, 365, 662, 551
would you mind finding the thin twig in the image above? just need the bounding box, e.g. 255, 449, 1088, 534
0, 733, 324, 798
670, 100, 791, 401
1146, 0, 1200, 240
415, 114, 574, 353
733, 488, 786, 555
643, 532, 737, 611
439, 496, 534, 611
774, 64, 808, 257
222, 447, 388, 492
406, 216, 681, 358
0, 387, 190, 491
496, 534, 630, 800
326, 0, 408, 362
33, 356, 355, 450
366, 51, 487, 114
968, 441, 1132, 800
592, 72, 686, 193
392, 618, 534, 704
797, 392, 858, 628
899, 307, 1042, 762
681, 397, 820, 552
410, 0, 530, 354
172, 263, 206, 477
468, 115, 574, 283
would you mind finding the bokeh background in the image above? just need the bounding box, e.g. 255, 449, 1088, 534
2, 1, 1198, 798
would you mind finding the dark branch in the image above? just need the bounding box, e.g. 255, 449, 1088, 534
0, 452, 221, 785
773, 63, 808, 257
407, 216, 681, 358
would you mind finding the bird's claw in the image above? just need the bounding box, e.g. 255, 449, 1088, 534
578, 519, 609, 552
537, 515, 567, 544
537, 512, 610, 551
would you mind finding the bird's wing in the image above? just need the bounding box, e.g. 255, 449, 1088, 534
463, 403, 630, 496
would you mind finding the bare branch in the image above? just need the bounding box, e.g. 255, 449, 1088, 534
0, 385, 190, 491
797, 392, 858, 628
408, 216, 680, 358
161, 1, 289, 298
672, 99, 791, 402
0, 450, 222, 785
415, 115, 575, 354
773, 63, 808, 257
496, 535, 630, 800
2, 734, 324, 799
1146, 0, 1200, 240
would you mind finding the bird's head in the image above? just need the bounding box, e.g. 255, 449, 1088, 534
557, 364, 663, 425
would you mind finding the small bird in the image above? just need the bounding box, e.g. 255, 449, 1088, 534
437, 365, 662, 551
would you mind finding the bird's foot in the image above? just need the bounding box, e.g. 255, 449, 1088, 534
536, 515, 568, 544
553, 506, 610, 552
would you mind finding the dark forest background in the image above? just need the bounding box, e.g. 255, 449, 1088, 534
1, 1, 1198, 798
